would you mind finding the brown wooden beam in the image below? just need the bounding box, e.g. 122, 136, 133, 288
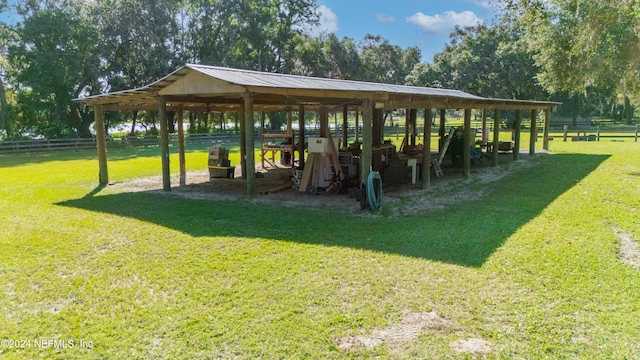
481, 109, 487, 142
94, 104, 109, 185
514, 110, 521, 161
439, 109, 446, 152
463, 109, 472, 178
342, 105, 348, 149
361, 99, 373, 186
492, 109, 500, 167
298, 105, 305, 168
177, 106, 186, 186
373, 108, 383, 147
158, 95, 171, 191
543, 107, 551, 150
319, 104, 328, 137
239, 106, 247, 179
409, 108, 417, 146
529, 110, 537, 156
244, 92, 256, 198
421, 108, 433, 189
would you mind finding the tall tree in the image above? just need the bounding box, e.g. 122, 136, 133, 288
0, 4, 12, 138
502, 0, 640, 120
359, 34, 421, 84
91, 0, 185, 134
185, 0, 319, 73
9, 4, 101, 138
324, 34, 361, 80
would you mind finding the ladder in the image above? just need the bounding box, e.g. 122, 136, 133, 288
432, 127, 455, 177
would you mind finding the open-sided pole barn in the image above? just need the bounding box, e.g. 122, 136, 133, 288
76, 64, 560, 199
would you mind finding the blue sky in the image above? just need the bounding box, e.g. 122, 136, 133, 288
312, 0, 500, 62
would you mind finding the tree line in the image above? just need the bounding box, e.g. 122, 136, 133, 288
0, 0, 637, 140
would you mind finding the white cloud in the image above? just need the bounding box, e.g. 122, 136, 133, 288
406, 10, 482, 34
375, 13, 396, 24
308, 5, 339, 36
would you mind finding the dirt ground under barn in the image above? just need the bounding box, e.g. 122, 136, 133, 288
114, 152, 541, 216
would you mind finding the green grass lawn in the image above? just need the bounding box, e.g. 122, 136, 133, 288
1, 140, 639, 358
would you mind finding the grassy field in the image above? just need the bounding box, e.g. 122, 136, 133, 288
1, 139, 639, 359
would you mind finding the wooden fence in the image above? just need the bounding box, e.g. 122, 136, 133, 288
0, 133, 244, 154
555, 125, 639, 142
5, 125, 635, 155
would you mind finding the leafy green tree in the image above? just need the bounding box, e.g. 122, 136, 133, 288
91, 0, 185, 135
502, 0, 640, 121
185, 0, 319, 73
323, 34, 361, 80
9, 5, 101, 138
407, 21, 546, 101
289, 33, 329, 76
359, 34, 420, 84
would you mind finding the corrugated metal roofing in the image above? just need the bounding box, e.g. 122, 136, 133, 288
75, 63, 560, 109
186, 64, 485, 99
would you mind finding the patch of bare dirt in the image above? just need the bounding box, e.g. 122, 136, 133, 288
334, 311, 449, 351
614, 228, 640, 269
113, 153, 541, 216
390, 158, 536, 216
450, 338, 493, 354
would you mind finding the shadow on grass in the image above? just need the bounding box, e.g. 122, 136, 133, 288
57, 153, 609, 267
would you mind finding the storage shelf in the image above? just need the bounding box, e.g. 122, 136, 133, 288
260, 132, 295, 168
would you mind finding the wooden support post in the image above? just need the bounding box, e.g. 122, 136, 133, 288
94, 104, 109, 185
259, 112, 265, 139
177, 106, 186, 186
514, 110, 521, 161
481, 109, 487, 142
158, 96, 171, 191
244, 92, 256, 198
319, 104, 328, 137
355, 110, 360, 143
564, 125, 569, 142
342, 105, 348, 149
596, 126, 600, 141
298, 105, 305, 168
529, 110, 537, 156
421, 108, 432, 189
361, 99, 373, 186
439, 109, 446, 152
379, 109, 385, 145
463, 109, 472, 178
409, 109, 417, 146
543, 108, 551, 150
373, 109, 383, 147
492, 109, 500, 167
636, 125, 638, 142
239, 106, 247, 178
404, 109, 410, 144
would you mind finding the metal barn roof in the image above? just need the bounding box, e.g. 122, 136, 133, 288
75, 64, 559, 111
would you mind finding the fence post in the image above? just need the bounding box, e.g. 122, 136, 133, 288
563, 125, 568, 142
597, 126, 600, 142
636, 125, 638, 143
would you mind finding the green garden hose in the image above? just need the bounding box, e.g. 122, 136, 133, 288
366, 171, 383, 212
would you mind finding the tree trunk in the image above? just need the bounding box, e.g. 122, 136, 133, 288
167, 111, 176, 133
624, 96, 633, 124
129, 110, 138, 136
0, 76, 9, 135
571, 95, 579, 127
